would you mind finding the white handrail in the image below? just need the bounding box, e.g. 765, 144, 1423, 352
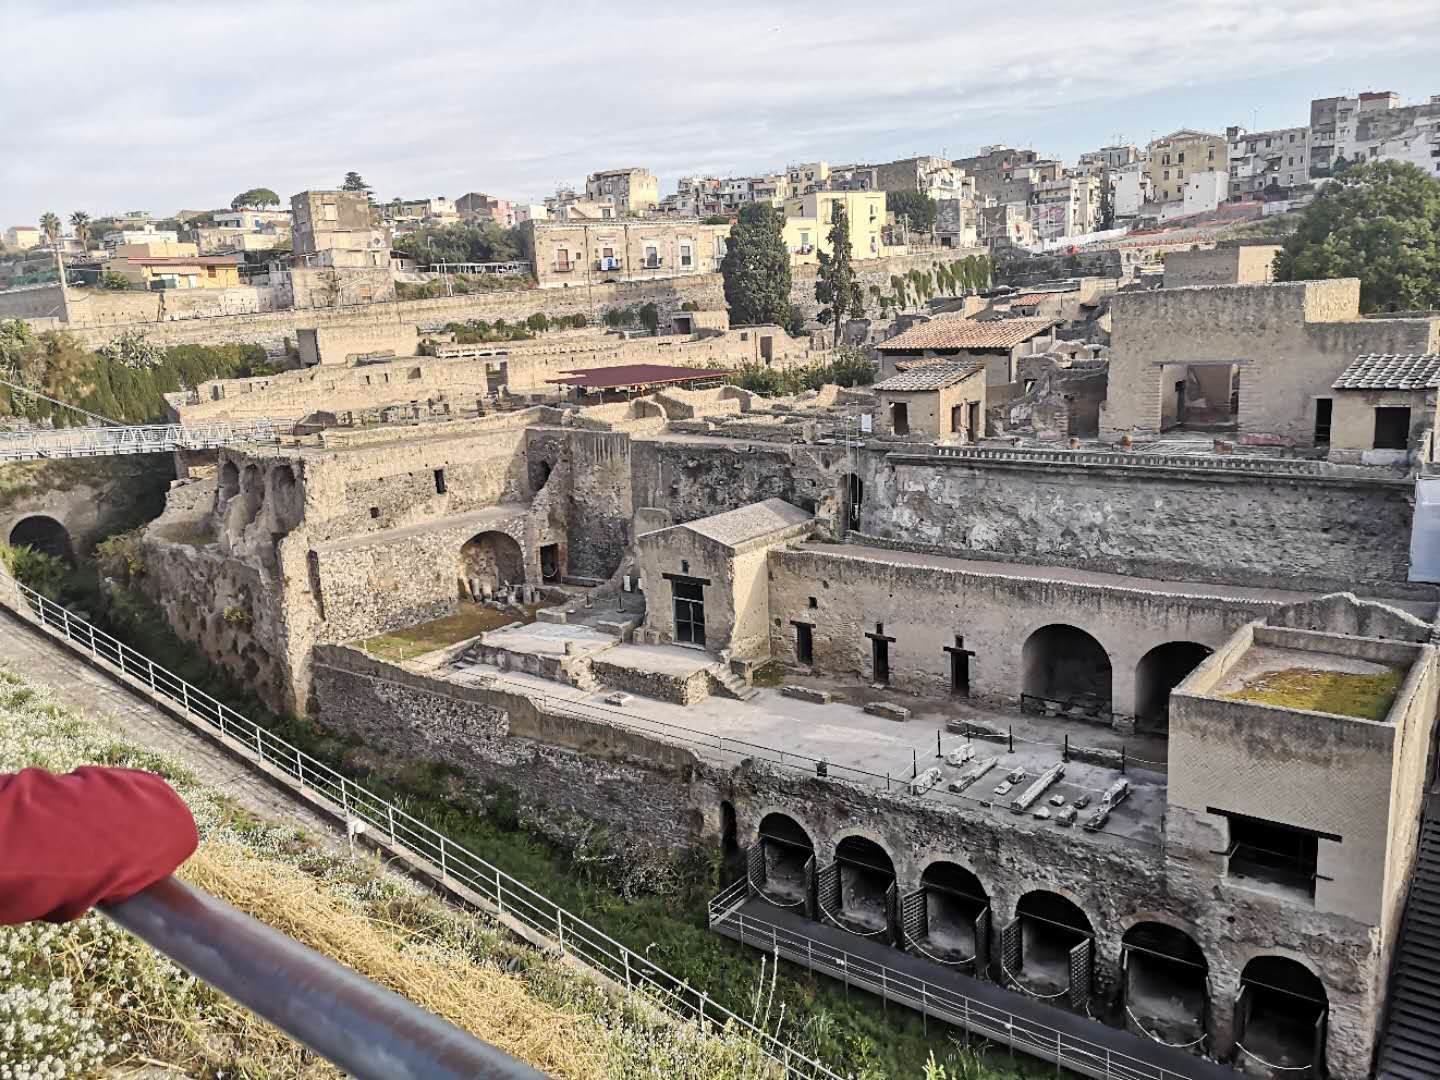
0, 570, 840, 1080
0, 418, 292, 462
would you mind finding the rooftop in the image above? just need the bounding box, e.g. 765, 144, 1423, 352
873, 360, 986, 392
1332, 353, 1440, 391
549, 364, 735, 390
660, 497, 813, 550
875, 316, 1056, 352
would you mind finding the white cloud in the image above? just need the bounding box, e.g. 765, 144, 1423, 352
1, 0, 1437, 224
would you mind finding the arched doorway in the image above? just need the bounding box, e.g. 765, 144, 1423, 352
1007, 891, 1095, 1005
821, 835, 896, 939
1122, 922, 1209, 1050
1134, 642, 1212, 734
1022, 624, 1112, 722
460, 530, 524, 597
1236, 957, 1327, 1074
903, 861, 991, 971
753, 812, 814, 911
8, 516, 72, 561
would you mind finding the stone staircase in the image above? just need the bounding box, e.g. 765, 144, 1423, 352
1377, 807, 1440, 1078
710, 665, 758, 702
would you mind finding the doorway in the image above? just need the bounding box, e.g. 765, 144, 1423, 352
967, 401, 980, 440
673, 579, 706, 646
1374, 406, 1411, 450
946, 635, 973, 696
872, 637, 890, 684
794, 622, 814, 665
540, 543, 561, 583
891, 402, 909, 435
1313, 398, 1332, 446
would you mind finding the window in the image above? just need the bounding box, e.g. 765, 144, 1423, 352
369, 506, 380, 519
1163, 169, 1170, 180
645, 245, 658, 268
1177, 151, 1185, 163
680, 244, 692, 267
1374, 406, 1411, 450
322, 203, 338, 221
1217, 809, 1325, 900
433, 468, 447, 494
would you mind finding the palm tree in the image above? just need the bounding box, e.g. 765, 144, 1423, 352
39, 212, 61, 248
69, 211, 91, 250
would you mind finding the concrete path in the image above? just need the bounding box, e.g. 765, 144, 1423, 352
0, 609, 337, 844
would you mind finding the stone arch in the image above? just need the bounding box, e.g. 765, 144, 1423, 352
460, 530, 525, 597
754, 811, 813, 908
217, 460, 240, 505
1236, 955, 1328, 1074
1021, 623, 1112, 719
911, 859, 991, 966
828, 834, 896, 937
1134, 641, 1212, 734
1122, 921, 1210, 1049
8, 515, 72, 561
1012, 889, 1095, 996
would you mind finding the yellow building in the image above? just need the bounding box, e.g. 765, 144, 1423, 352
781, 191, 887, 263
1146, 130, 1228, 204
109, 254, 241, 290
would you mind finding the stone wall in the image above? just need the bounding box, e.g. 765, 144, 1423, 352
858, 450, 1430, 594
1161, 244, 1280, 288
0, 284, 65, 320
306, 643, 1385, 1079
299, 321, 420, 365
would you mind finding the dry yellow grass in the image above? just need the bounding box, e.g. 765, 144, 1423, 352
179, 841, 612, 1078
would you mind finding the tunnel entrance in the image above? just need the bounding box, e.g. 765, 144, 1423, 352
1236, 957, 1327, 1074
1134, 642, 1212, 735
901, 861, 990, 973
8, 515, 72, 561
819, 835, 896, 940
1122, 922, 1209, 1050
460, 530, 524, 598
750, 813, 814, 914
1021, 623, 1112, 723
1004, 891, 1094, 1009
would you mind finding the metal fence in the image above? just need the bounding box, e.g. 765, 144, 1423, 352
0, 571, 840, 1080
708, 882, 1200, 1080
0, 418, 288, 462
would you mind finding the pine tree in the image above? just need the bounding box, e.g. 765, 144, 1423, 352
720, 204, 793, 328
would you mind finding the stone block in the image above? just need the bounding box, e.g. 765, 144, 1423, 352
909, 766, 942, 795
864, 701, 911, 722
780, 685, 832, 704
536, 607, 569, 624
603, 691, 632, 706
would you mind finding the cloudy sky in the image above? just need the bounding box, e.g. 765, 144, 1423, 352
3, 0, 1439, 227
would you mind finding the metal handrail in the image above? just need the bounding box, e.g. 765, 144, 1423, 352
104, 876, 547, 1080
0, 571, 839, 1080
0, 418, 292, 462
710, 901, 1194, 1080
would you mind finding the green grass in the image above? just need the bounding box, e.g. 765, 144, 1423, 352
358, 604, 531, 661
12, 552, 1050, 1080
1223, 665, 1405, 720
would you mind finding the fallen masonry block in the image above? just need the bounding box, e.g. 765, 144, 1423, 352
603, 691, 632, 706
1070, 744, 1124, 770
1083, 778, 1131, 832
945, 744, 976, 767
780, 685, 833, 704
864, 701, 911, 722
1056, 806, 1078, 827
909, 767, 943, 795
948, 757, 996, 793
1048, 794, 1066, 807
1011, 763, 1065, 814
993, 780, 1013, 797
1033, 807, 1051, 820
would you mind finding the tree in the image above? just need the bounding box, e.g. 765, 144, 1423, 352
393, 222, 522, 266
1274, 160, 1440, 312
886, 191, 937, 238
341, 172, 372, 196
721, 203, 793, 329
231, 188, 281, 210
639, 302, 660, 333
39, 212, 61, 247
815, 205, 866, 345
68, 211, 91, 250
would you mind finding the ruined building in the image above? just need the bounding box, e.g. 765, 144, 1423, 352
133, 277, 1440, 1079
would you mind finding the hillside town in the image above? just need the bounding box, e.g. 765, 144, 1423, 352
5, 8, 1440, 1079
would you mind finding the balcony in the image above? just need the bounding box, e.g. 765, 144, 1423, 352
551, 262, 574, 273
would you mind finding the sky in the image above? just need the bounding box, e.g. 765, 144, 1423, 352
3, 0, 1440, 228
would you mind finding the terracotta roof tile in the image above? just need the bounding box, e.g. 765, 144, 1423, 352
875, 316, 1055, 352
1332, 354, 1440, 391
873, 360, 986, 391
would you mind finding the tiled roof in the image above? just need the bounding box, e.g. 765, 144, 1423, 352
1007, 293, 1059, 306
875, 316, 1055, 352
1332, 354, 1440, 391
873, 359, 985, 391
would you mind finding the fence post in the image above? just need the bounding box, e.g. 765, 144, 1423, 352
182, 681, 191, 716
387, 804, 396, 842
61, 609, 70, 640
439, 836, 448, 880
556, 908, 564, 953
296, 749, 304, 787
623, 949, 631, 987
495, 867, 504, 913
146, 658, 157, 690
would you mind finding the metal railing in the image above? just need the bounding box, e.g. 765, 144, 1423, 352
105, 875, 547, 1080
913, 444, 1329, 476
0, 418, 290, 462
708, 889, 1196, 1080
0, 571, 840, 1080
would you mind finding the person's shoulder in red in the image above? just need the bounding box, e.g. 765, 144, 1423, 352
0, 766, 198, 924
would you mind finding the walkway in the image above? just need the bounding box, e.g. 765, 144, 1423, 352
0, 419, 286, 463
710, 891, 1237, 1080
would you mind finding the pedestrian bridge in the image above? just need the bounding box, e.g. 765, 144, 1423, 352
0, 418, 287, 463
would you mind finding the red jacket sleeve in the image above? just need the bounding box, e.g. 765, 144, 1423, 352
0, 766, 198, 924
